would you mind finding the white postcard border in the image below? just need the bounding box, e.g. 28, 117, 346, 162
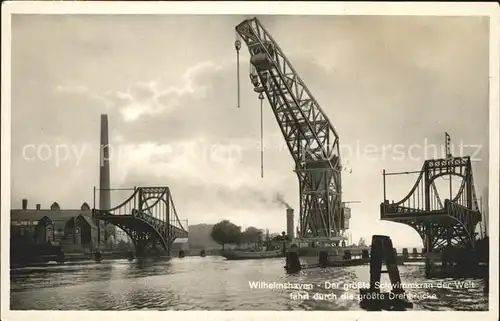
1, 2, 498, 321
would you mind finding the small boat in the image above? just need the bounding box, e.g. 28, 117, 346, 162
221, 249, 283, 260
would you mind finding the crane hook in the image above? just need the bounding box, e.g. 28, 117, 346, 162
251, 74, 260, 88
261, 72, 268, 89
235, 39, 241, 108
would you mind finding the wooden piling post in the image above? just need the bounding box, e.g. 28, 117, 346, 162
360, 235, 413, 311
319, 251, 329, 268
285, 250, 301, 273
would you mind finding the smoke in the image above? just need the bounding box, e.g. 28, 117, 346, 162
273, 192, 291, 209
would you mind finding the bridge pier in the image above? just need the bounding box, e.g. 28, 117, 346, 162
133, 245, 170, 258
133, 238, 171, 258
424, 223, 432, 253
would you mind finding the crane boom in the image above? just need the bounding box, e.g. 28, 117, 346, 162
235, 17, 344, 240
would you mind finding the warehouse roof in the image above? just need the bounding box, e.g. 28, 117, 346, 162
11, 209, 92, 222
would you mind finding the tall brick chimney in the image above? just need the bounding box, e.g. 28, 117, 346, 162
99, 114, 113, 244
22, 199, 28, 210
99, 114, 111, 212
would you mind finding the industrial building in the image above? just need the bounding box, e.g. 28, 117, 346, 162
10, 198, 118, 253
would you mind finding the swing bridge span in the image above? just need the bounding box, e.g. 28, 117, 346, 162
93, 187, 188, 256
381, 155, 483, 252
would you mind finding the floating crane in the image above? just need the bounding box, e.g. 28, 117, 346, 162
235, 17, 346, 241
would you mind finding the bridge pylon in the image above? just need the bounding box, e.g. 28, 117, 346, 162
381, 156, 482, 252
92, 186, 188, 256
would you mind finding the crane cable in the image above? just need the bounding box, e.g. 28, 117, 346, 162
259, 92, 265, 178
235, 34, 241, 108
236, 31, 264, 178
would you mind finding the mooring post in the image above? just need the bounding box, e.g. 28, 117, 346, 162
319, 250, 329, 268
369, 235, 384, 291
285, 246, 301, 273
383, 238, 404, 294
360, 235, 412, 311
402, 248, 409, 259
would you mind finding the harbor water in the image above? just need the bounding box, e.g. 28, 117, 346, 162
10, 256, 488, 311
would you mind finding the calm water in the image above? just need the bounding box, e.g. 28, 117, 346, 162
10, 256, 488, 311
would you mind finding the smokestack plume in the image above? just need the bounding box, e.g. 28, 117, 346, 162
274, 192, 291, 209
99, 114, 111, 211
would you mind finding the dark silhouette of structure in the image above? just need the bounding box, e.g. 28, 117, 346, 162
11, 200, 100, 264
92, 186, 188, 256
235, 17, 345, 240
381, 155, 482, 252
99, 114, 114, 243
92, 115, 188, 256
11, 200, 99, 249
359, 235, 413, 311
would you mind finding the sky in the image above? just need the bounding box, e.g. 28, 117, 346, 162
10, 14, 490, 247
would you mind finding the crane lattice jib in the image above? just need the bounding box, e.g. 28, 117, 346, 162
236, 18, 343, 238
236, 18, 340, 166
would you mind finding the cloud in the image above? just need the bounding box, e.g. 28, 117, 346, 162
56, 61, 223, 122
115, 62, 222, 121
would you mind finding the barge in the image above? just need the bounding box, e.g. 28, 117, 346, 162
285, 237, 371, 271
221, 249, 283, 260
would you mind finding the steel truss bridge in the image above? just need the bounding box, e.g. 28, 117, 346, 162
93, 187, 188, 256
381, 156, 482, 252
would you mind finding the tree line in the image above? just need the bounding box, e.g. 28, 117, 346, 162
210, 220, 289, 250
210, 220, 369, 250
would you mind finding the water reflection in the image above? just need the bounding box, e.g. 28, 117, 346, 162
10, 256, 487, 311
